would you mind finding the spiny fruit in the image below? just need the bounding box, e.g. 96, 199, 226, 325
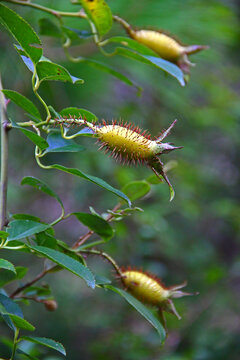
120, 267, 195, 329
83, 119, 182, 201
117, 18, 208, 73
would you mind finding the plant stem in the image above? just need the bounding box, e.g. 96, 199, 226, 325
0, 75, 10, 230
3, 0, 86, 18
10, 327, 19, 360
10, 267, 53, 298
80, 249, 122, 276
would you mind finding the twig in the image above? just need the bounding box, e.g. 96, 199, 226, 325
72, 203, 121, 249
80, 249, 122, 276
10, 267, 54, 298
0, 75, 10, 230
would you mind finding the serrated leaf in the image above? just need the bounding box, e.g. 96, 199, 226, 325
121, 180, 151, 202
30, 246, 95, 288
0, 259, 16, 274
73, 212, 113, 241
106, 285, 166, 342
10, 119, 48, 151
0, 4, 42, 63
5, 313, 35, 331
36, 61, 84, 85
2, 90, 41, 120
20, 336, 66, 356
59, 107, 97, 122
45, 132, 84, 153
50, 164, 131, 207
80, 0, 112, 37
7, 220, 50, 241
21, 176, 63, 209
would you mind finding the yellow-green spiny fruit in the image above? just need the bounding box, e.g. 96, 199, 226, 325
83, 119, 182, 201
114, 17, 208, 73
120, 267, 196, 329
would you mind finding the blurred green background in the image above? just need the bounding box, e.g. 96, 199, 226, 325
0, 0, 240, 359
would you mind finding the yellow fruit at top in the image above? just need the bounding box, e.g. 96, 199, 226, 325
132, 30, 184, 62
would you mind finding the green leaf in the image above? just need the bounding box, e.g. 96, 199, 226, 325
5, 313, 35, 331
0, 231, 9, 240
80, 0, 112, 37
80, 58, 141, 91
10, 120, 49, 151
0, 259, 16, 274
73, 212, 114, 241
21, 176, 63, 209
12, 214, 41, 222
0, 4, 42, 63
39, 18, 62, 38
50, 164, 131, 207
0, 266, 28, 288
20, 336, 66, 356
95, 275, 111, 285
7, 220, 50, 241
106, 285, 166, 342
106, 36, 157, 56
0, 293, 23, 331
30, 246, 95, 288
62, 26, 93, 43
16, 348, 38, 360
45, 132, 84, 153
36, 61, 84, 85
2, 90, 41, 120
115, 47, 185, 86
121, 180, 151, 202
59, 107, 97, 122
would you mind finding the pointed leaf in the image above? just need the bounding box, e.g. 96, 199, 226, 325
50, 164, 131, 207
81, 58, 141, 91
2, 90, 41, 120
7, 220, 50, 240
59, 107, 97, 122
0, 293, 23, 331
73, 212, 113, 241
21, 176, 63, 209
36, 61, 84, 85
80, 0, 112, 36
0, 259, 16, 274
114, 47, 185, 86
10, 120, 48, 151
106, 285, 166, 342
0, 4, 42, 63
5, 313, 35, 331
30, 246, 95, 288
20, 336, 66, 356
45, 132, 84, 153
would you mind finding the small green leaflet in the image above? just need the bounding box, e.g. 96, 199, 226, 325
20, 336, 66, 356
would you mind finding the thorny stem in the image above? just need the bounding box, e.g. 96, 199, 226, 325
0, 75, 10, 230
80, 249, 122, 277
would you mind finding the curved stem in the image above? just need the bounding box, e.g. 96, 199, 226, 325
80, 249, 122, 276
0, 75, 10, 230
3, 0, 87, 18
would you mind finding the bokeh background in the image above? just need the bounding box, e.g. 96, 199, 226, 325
1, 0, 240, 359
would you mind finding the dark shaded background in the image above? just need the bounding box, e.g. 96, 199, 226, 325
0, 0, 240, 359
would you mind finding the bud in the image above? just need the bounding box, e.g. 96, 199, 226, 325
128, 29, 208, 73
121, 268, 196, 326
43, 299, 58, 311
